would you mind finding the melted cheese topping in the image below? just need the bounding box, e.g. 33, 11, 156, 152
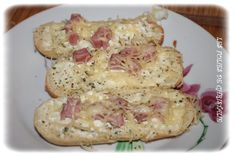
35, 88, 198, 142
48, 46, 183, 96
38, 13, 163, 56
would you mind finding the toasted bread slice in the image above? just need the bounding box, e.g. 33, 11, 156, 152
34, 11, 165, 59
45, 45, 183, 97
34, 87, 200, 146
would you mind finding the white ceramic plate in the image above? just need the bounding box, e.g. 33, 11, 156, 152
6, 5, 227, 151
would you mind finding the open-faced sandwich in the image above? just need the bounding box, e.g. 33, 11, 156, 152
34, 87, 200, 146
33, 7, 201, 148
34, 10, 166, 59
46, 45, 183, 97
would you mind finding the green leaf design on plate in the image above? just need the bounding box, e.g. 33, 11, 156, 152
116, 141, 144, 151
188, 117, 208, 150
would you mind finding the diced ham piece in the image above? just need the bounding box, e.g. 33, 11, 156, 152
142, 45, 156, 62
108, 53, 126, 70
73, 99, 81, 119
91, 27, 112, 49
74, 101, 81, 113
134, 113, 148, 123
132, 98, 168, 124
127, 60, 141, 74
73, 48, 92, 64
64, 21, 80, 45
61, 98, 78, 120
151, 98, 168, 111
114, 97, 128, 108
119, 47, 139, 58
109, 96, 128, 108
60, 98, 80, 120
106, 113, 124, 128
108, 53, 141, 74
108, 47, 142, 74
70, 13, 84, 22
60, 102, 73, 120
108, 54, 141, 74
65, 14, 84, 44
108, 46, 156, 74
69, 32, 79, 45
67, 97, 78, 105
94, 114, 105, 120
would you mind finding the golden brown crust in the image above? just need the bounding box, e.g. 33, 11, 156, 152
45, 73, 61, 98
34, 25, 59, 59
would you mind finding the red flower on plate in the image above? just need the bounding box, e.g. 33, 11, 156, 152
180, 82, 200, 96
181, 64, 227, 123
183, 64, 193, 77
199, 89, 227, 123
179, 64, 201, 96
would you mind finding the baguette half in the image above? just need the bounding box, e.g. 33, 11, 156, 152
45, 45, 183, 97
34, 11, 165, 59
34, 87, 200, 146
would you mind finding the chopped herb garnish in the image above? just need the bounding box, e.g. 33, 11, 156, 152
89, 82, 95, 88
63, 127, 69, 133
85, 71, 89, 76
